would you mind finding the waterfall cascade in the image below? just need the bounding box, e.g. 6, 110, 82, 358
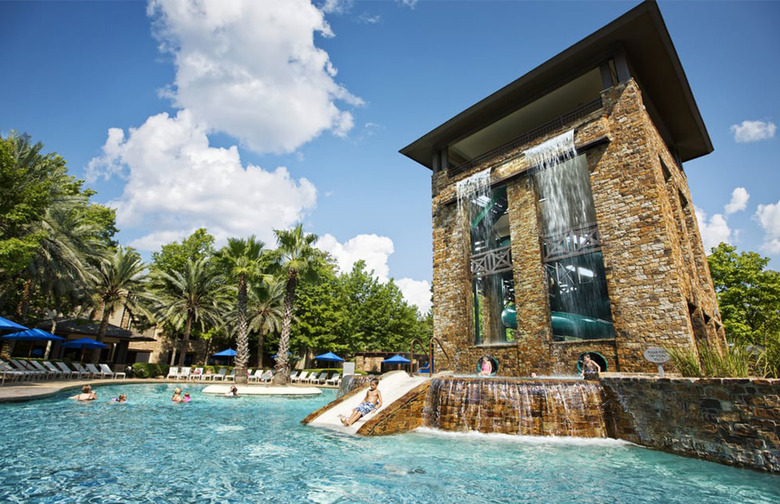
455, 168, 491, 215
424, 377, 608, 437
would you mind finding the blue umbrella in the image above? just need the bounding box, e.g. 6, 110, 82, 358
0, 328, 65, 341
61, 337, 107, 349
0, 315, 27, 331
314, 351, 344, 362
382, 355, 411, 364
212, 348, 237, 357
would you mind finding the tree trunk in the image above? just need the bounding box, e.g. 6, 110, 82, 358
273, 269, 297, 385
235, 274, 249, 384
177, 312, 193, 367
15, 278, 33, 322
256, 325, 265, 370
93, 302, 111, 363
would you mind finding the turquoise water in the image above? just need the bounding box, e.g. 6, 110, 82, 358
0, 383, 777, 504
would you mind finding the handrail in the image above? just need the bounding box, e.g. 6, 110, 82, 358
409, 338, 427, 376
428, 336, 451, 377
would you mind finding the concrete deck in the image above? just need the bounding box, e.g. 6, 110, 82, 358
0, 378, 332, 403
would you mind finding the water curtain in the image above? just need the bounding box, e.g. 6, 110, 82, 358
526, 129, 594, 235
424, 377, 608, 437
455, 168, 491, 216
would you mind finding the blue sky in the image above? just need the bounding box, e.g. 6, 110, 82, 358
1, 0, 778, 314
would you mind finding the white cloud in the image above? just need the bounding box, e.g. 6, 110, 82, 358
755, 200, 780, 255
316, 233, 431, 312
724, 187, 749, 215
730, 120, 776, 143
396, 278, 432, 314
695, 206, 732, 253
148, 0, 363, 155
317, 233, 394, 280
87, 110, 317, 251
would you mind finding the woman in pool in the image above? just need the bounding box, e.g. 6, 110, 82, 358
171, 387, 183, 403
70, 385, 97, 401
224, 385, 239, 398
111, 394, 127, 403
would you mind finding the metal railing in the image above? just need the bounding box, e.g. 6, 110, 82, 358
471, 244, 513, 278
543, 222, 602, 262
448, 97, 603, 177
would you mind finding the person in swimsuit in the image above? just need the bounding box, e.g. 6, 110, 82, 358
479, 356, 493, 376
183, 392, 191, 403
341, 379, 382, 426
581, 353, 601, 380
111, 394, 127, 403
224, 385, 239, 398
70, 384, 97, 401
172, 387, 184, 403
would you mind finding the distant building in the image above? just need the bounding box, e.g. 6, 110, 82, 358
401, 2, 725, 376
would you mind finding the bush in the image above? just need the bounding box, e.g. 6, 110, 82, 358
667, 343, 761, 378
132, 363, 168, 378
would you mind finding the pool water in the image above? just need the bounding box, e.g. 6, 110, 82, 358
0, 383, 777, 504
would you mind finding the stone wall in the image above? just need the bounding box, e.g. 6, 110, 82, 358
358, 382, 431, 436
601, 375, 780, 472
428, 78, 725, 376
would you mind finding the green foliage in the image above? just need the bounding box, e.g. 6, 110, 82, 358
708, 243, 780, 346
132, 362, 168, 378
150, 228, 216, 275
667, 343, 760, 378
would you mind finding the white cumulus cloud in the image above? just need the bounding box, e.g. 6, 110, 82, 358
316, 233, 431, 312
724, 187, 749, 215
755, 200, 780, 255
695, 206, 732, 253
148, 0, 363, 154
730, 120, 776, 143
87, 110, 317, 251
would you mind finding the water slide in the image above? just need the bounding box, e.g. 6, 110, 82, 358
307, 371, 429, 435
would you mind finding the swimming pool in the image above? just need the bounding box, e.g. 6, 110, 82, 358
0, 383, 777, 503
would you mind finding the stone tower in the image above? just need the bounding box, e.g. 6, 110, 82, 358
400, 1, 725, 376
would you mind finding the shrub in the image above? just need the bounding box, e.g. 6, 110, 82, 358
133, 363, 168, 378
667, 343, 761, 378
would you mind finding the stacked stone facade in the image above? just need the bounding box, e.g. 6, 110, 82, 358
430, 78, 725, 376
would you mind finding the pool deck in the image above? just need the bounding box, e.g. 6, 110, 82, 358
0, 378, 331, 403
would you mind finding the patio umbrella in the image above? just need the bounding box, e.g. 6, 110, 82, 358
61, 337, 107, 363
0, 315, 27, 331
383, 354, 411, 372
212, 348, 236, 367
314, 351, 344, 362
1, 328, 66, 357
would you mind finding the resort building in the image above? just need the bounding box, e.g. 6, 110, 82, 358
400, 1, 726, 376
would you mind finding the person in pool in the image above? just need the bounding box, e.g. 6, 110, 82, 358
183, 392, 191, 403
341, 378, 382, 426
111, 394, 127, 403
479, 356, 493, 376
70, 384, 97, 401
224, 385, 239, 398
171, 387, 184, 403
581, 353, 601, 380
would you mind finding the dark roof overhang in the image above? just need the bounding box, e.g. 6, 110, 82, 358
400, 1, 712, 169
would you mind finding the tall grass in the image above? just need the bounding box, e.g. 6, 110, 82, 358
667, 343, 761, 378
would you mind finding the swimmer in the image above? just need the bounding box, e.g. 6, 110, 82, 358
70, 385, 97, 401
183, 392, 191, 403
172, 387, 183, 403
224, 385, 239, 398
111, 393, 128, 403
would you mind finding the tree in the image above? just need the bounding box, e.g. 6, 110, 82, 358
150, 228, 215, 275
271, 224, 322, 384
217, 236, 266, 384
90, 247, 147, 361
150, 257, 229, 366
247, 276, 285, 369
708, 243, 780, 346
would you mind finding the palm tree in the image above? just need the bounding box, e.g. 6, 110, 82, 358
271, 224, 321, 384
93, 247, 147, 341
247, 276, 284, 370
217, 236, 265, 384
151, 257, 229, 366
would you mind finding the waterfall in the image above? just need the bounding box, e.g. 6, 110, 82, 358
424, 377, 608, 437
527, 130, 594, 236
455, 168, 491, 216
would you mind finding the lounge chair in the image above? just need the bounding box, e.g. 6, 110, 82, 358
177, 367, 191, 380
188, 367, 204, 381
55, 361, 81, 379
43, 361, 68, 379
86, 363, 112, 379
248, 369, 264, 382
224, 369, 235, 382
74, 362, 96, 378
308, 371, 328, 384
325, 373, 341, 386
10, 359, 46, 380
291, 371, 309, 383
288, 370, 300, 381
100, 363, 126, 379
28, 360, 57, 379
212, 368, 228, 381
166, 366, 180, 380
0, 360, 29, 382
200, 369, 215, 381
259, 370, 273, 383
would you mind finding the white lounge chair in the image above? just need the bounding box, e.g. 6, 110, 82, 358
200, 369, 215, 381
74, 362, 96, 378
10, 359, 46, 379
259, 370, 273, 383
43, 361, 68, 379
224, 369, 235, 382
86, 363, 112, 379
166, 366, 180, 380
177, 367, 191, 381
308, 371, 328, 384
188, 367, 204, 381
100, 363, 126, 379
0, 360, 28, 382
325, 373, 341, 386
28, 360, 57, 379
55, 361, 81, 379
291, 371, 309, 383
212, 368, 228, 381
288, 370, 300, 381
248, 369, 264, 382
